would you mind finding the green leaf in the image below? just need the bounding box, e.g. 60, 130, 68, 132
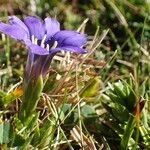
124, 84, 136, 112
139, 126, 150, 147
0, 90, 6, 97
107, 81, 136, 113
120, 115, 135, 149
111, 103, 129, 123
0, 121, 10, 144
38, 118, 56, 148
11, 134, 25, 147
81, 105, 97, 118
80, 77, 101, 101
25, 112, 39, 133
59, 104, 72, 121
1, 87, 23, 107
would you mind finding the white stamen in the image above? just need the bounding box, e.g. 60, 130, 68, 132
51, 41, 58, 49
31, 35, 35, 43
66, 51, 71, 63
31, 35, 38, 45
34, 38, 38, 45
61, 50, 65, 55
2, 34, 6, 41
41, 34, 47, 48
46, 44, 49, 51
56, 74, 61, 80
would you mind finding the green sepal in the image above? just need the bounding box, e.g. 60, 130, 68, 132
20, 75, 43, 123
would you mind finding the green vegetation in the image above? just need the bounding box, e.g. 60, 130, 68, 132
0, 0, 150, 149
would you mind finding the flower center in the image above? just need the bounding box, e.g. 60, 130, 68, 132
31, 34, 58, 51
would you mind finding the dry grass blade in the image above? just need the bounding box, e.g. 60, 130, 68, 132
116, 59, 134, 68
70, 125, 97, 150
53, 53, 106, 68
89, 26, 100, 49
77, 18, 89, 33
80, 29, 109, 67
106, 0, 128, 27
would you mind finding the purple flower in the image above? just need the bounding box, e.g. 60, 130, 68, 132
0, 16, 87, 80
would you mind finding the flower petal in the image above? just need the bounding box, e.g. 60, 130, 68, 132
53, 30, 87, 47
24, 16, 45, 39
44, 17, 60, 40
0, 22, 28, 41
9, 16, 29, 36
50, 46, 87, 54
25, 40, 49, 55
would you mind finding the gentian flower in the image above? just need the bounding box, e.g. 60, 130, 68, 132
0, 16, 87, 121
0, 16, 87, 80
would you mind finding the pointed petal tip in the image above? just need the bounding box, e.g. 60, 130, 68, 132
24, 16, 45, 39
44, 17, 60, 39
0, 22, 28, 41
53, 30, 87, 47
